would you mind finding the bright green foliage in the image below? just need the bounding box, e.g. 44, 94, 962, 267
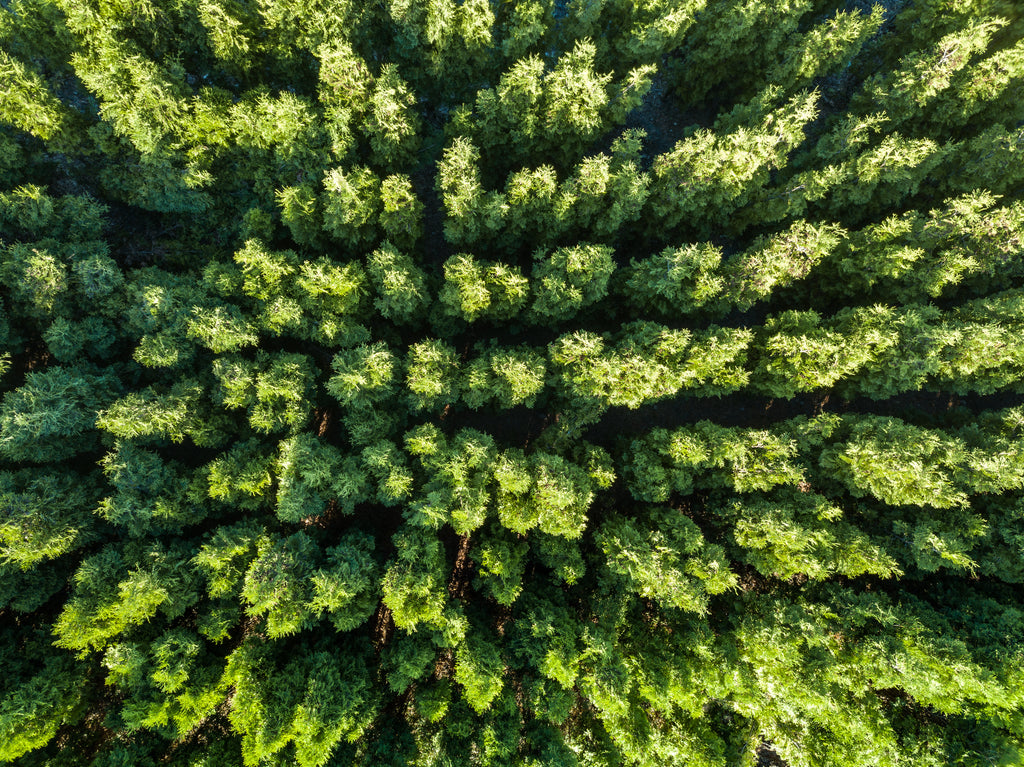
647, 90, 819, 236
474, 525, 529, 605
241, 532, 322, 637
366, 242, 431, 324
673, 0, 816, 102
597, 507, 736, 613
852, 17, 1015, 135
328, 342, 398, 407
186, 305, 259, 353
768, 6, 886, 96
0, 630, 88, 762
718, 221, 846, 311
438, 131, 650, 252
462, 345, 547, 409
549, 321, 751, 413
1, 244, 68, 320
820, 416, 971, 508
722, 489, 901, 580
102, 628, 226, 737
450, 39, 653, 170
436, 137, 505, 248
589, 0, 704, 69
53, 542, 200, 656
626, 220, 845, 316
363, 64, 423, 170
361, 439, 415, 505
529, 243, 615, 323
206, 439, 277, 510
438, 253, 529, 323
455, 621, 505, 713
563, 130, 651, 239
624, 242, 725, 316
310, 531, 379, 631
323, 167, 423, 251
404, 424, 496, 533
493, 448, 605, 539
213, 351, 317, 433
810, 193, 1024, 302
97, 380, 226, 447
202, 239, 368, 345
192, 520, 267, 600
405, 339, 461, 411
2, 1, 1024, 765
748, 294, 1024, 399
0, 52, 82, 148
223, 638, 376, 767
797, 133, 949, 220
0, 470, 97, 569
381, 525, 450, 632
328, 343, 404, 444
626, 410, 1024, 577
626, 421, 803, 503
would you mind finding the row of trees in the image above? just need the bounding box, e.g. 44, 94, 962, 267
7, 211, 1024, 429
625, 192, 1024, 314
626, 408, 1024, 575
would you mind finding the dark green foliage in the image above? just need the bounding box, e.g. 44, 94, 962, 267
1, 366, 121, 461
1, 1, 1023, 765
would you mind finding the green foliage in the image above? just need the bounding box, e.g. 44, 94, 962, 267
597, 507, 736, 613
323, 166, 423, 251
463, 345, 547, 409
474, 525, 529, 606
2, 2, 1024, 765
98, 441, 206, 536
1, 366, 121, 461
275, 433, 368, 521
193, 520, 267, 600
0, 469, 97, 569
529, 243, 615, 323
450, 39, 653, 171
647, 90, 819, 236
626, 421, 803, 503
405, 339, 461, 411
381, 525, 449, 632
97, 379, 226, 447
310, 531, 379, 632
213, 351, 317, 433
549, 321, 751, 412
53, 541, 200, 656
0, 630, 88, 762
223, 639, 376, 766
723, 489, 902, 581
455, 621, 505, 713
241, 532, 322, 637
366, 242, 430, 324
438, 253, 529, 323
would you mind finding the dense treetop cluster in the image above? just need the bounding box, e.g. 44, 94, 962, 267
1, 0, 1024, 765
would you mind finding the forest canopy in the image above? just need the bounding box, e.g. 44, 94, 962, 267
1, 0, 1024, 765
